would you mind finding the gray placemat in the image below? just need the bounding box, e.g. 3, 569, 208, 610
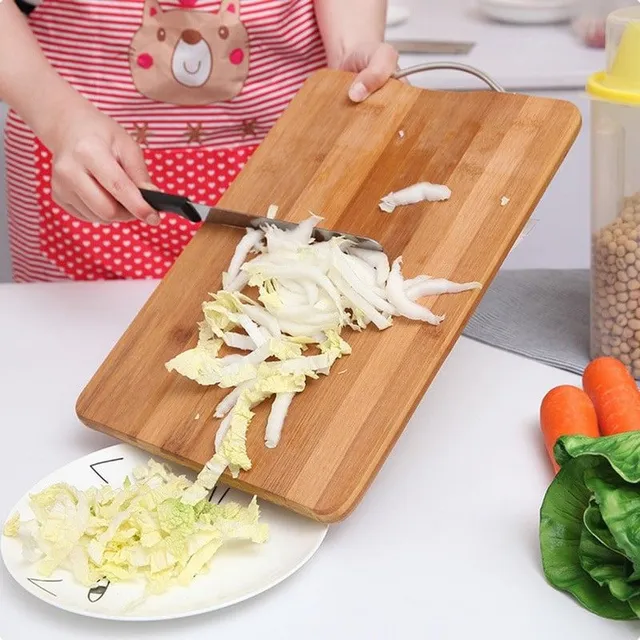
462, 269, 590, 376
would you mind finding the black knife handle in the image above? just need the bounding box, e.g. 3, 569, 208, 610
139, 188, 202, 222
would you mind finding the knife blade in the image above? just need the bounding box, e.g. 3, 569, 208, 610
387, 40, 475, 55
140, 189, 384, 253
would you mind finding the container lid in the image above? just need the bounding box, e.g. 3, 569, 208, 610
588, 7, 640, 105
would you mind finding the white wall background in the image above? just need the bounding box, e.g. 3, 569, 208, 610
0, 90, 591, 283
502, 89, 591, 271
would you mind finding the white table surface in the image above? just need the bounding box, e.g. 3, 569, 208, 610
0, 280, 638, 639
389, 0, 605, 91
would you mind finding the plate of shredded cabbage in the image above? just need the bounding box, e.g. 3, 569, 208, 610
1, 444, 328, 621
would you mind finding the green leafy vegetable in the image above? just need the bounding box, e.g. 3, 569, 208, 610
554, 432, 640, 481
579, 525, 640, 602
587, 475, 640, 571
584, 501, 622, 554
539, 431, 640, 620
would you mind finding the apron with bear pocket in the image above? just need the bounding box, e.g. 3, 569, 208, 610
5, 0, 326, 281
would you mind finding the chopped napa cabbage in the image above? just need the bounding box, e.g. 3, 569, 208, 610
223, 332, 256, 351
320, 329, 352, 359
269, 337, 304, 361
2, 460, 268, 597
330, 245, 395, 315
222, 271, 250, 293
348, 247, 390, 288
219, 395, 255, 477
214, 411, 234, 451
405, 277, 482, 300
164, 210, 482, 500
265, 392, 296, 448
213, 370, 306, 481
224, 229, 265, 284
257, 278, 282, 310
215, 383, 249, 419
386, 257, 445, 326
3, 512, 20, 537
165, 341, 224, 385
241, 301, 282, 337
330, 270, 392, 330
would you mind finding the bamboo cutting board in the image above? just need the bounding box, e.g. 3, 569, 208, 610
76, 70, 580, 522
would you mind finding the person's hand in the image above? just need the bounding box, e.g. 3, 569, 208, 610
337, 42, 399, 103
47, 104, 159, 225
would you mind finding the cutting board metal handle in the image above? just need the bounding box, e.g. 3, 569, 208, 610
394, 62, 504, 93
140, 189, 202, 222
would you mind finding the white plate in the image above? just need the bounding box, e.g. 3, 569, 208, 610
1, 444, 328, 621
478, 0, 577, 24
387, 4, 410, 27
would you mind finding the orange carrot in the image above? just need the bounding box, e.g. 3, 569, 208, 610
583, 357, 640, 436
540, 385, 600, 473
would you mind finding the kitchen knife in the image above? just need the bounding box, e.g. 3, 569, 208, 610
387, 40, 475, 55
140, 189, 384, 252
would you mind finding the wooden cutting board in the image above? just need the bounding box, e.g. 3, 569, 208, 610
76, 70, 580, 522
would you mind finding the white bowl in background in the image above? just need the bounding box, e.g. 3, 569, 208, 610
478, 0, 578, 25
387, 4, 411, 27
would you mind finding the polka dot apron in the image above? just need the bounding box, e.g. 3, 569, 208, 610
5, 0, 326, 282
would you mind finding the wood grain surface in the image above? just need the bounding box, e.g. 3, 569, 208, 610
76, 70, 581, 522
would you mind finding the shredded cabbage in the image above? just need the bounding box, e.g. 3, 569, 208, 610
2, 460, 268, 597
167, 208, 483, 498
265, 393, 295, 448
3, 512, 20, 537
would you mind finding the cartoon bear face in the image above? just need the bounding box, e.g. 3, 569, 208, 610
129, 0, 250, 106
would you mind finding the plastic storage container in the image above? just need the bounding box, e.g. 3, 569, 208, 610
573, 0, 634, 47
589, 7, 640, 375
